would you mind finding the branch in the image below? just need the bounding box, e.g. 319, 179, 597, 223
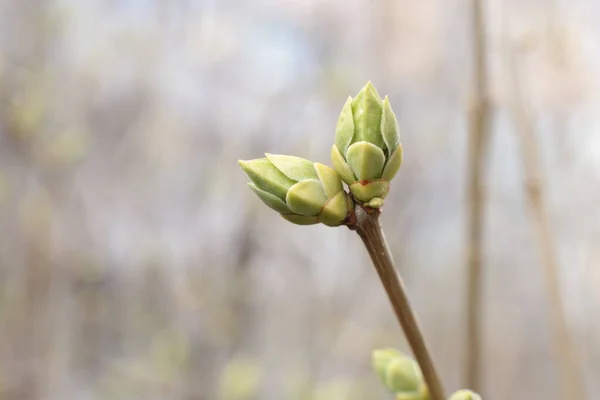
465, 0, 491, 392
354, 206, 446, 400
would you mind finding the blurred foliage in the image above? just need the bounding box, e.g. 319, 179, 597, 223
218, 357, 263, 400
96, 330, 189, 399
40, 129, 89, 167
8, 72, 50, 139
151, 329, 189, 384
308, 379, 365, 400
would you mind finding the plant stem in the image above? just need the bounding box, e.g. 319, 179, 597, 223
465, 0, 491, 391
354, 206, 446, 400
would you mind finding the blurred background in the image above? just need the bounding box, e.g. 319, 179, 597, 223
0, 0, 599, 399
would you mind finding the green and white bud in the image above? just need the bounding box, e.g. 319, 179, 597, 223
448, 390, 482, 400
331, 81, 403, 207
238, 154, 352, 227
372, 349, 427, 399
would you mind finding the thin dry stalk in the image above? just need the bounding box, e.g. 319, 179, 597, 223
503, 42, 587, 400
354, 207, 446, 400
465, 0, 491, 391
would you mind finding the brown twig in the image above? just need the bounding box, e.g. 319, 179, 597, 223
353, 206, 446, 400
465, 0, 491, 391
502, 33, 587, 400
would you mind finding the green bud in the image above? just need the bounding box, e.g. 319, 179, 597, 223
372, 349, 427, 399
448, 390, 482, 400
332, 81, 403, 205
239, 154, 351, 227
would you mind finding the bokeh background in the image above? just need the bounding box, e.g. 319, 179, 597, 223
1, 0, 599, 399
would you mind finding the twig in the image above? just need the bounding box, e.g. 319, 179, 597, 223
465, 0, 491, 391
353, 206, 446, 400
503, 36, 587, 400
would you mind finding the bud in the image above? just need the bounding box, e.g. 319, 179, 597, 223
331, 81, 403, 207
372, 349, 427, 399
238, 154, 352, 226
448, 390, 482, 400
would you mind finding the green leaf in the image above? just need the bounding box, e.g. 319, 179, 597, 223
351, 81, 384, 147
381, 96, 400, 155
265, 153, 318, 181
349, 179, 389, 202
381, 143, 403, 182
285, 179, 328, 216
319, 191, 349, 226
280, 214, 319, 225
345, 141, 385, 181
335, 96, 355, 155
248, 183, 292, 214
313, 162, 342, 198
238, 158, 295, 200
331, 144, 356, 184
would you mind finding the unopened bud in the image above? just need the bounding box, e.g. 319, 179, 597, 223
331, 81, 403, 207
372, 349, 427, 399
239, 154, 351, 226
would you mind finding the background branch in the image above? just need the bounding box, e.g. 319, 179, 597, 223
465, 0, 491, 392
502, 30, 587, 400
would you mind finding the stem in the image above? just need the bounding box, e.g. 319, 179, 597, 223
354, 206, 446, 400
465, 0, 490, 391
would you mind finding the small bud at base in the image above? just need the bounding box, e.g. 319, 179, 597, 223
367, 197, 384, 209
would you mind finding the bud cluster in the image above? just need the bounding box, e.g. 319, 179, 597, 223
239, 82, 403, 226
